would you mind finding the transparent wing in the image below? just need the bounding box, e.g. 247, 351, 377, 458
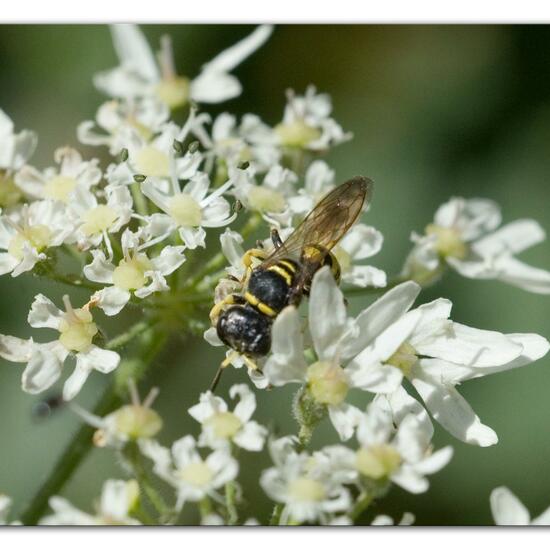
262, 176, 373, 267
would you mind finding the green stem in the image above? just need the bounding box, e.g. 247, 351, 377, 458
19, 328, 166, 525
106, 321, 150, 350
198, 497, 213, 520
20, 383, 121, 525
350, 492, 374, 522
269, 503, 284, 526
225, 481, 239, 526
123, 442, 172, 522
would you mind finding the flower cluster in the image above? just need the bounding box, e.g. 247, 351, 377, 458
1, 24, 549, 527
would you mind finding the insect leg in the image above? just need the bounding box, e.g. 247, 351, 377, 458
271, 228, 284, 249
209, 294, 245, 324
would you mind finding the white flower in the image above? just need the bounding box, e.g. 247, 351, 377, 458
260, 436, 351, 525
85, 228, 186, 316
371, 512, 415, 526
231, 164, 298, 226
0, 294, 120, 400
403, 196, 550, 293
139, 435, 238, 511
77, 97, 169, 155
191, 112, 280, 173
490, 486, 550, 525
39, 479, 140, 525
265, 267, 549, 445
188, 383, 267, 451
68, 184, 133, 255
264, 267, 421, 440
141, 169, 236, 250
70, 383, 162, 449
274, 86, 351, 150
352, 401, 453, 494
121, 121, 201, 180
15, 147, 101, 204
0, 109, 37, 172
0, 201, 73, 277
95, 24, 273, 109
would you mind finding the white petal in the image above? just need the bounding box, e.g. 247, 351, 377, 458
230, 383, 256, 423
201, 25, 273, 73
328, 403, 363, 441
340, 281, 420, 360
232, 421, 267, 451
390, 466, 429, 494
309, 266, 347, 360
0, 253, 19, 276
0, 335, 34, 363
493, 256, 550, 294
151, 245, 186, 276
346, 360, 403, 394
27, 294, 63, 330
414, 321, 523, 368
532, 507, 550, 526
109, 24, 159, 82
93, 287, 131, 317
83, 250, 115, 284
474, 219, 545, 257
204, 327, 223, 347
21, 348, 63, 394
77, 345, 120, 374
63, 363, 92, 401
413, 446, 453, 475
188, 392, 227, 423
410, 371, 498, 447
178, 226, 206, 249
342, 265, 387, 288
339, 224, 383, 259
190, 72, 242, 104
490, 487, 531, 525
264, 306, 307, 386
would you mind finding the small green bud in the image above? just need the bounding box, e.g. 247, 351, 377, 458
188, 140, 200, 154
119, 148, 129, 163
133, 174, 147, 183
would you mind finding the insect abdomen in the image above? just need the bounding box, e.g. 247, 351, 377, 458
246, 260, 298, 316
216, 305, 272, 356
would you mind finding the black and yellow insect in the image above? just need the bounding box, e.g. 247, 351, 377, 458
209, 176, 373, 390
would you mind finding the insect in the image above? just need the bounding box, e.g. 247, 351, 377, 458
209, 176, 373, 391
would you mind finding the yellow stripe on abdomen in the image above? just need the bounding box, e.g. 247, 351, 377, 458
267, 264, 293, 286
244, 292, 277, 317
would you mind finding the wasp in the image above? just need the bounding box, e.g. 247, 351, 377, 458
209, 176, 373, 390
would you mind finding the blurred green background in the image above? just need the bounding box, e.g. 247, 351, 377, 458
1, 24, 550, 526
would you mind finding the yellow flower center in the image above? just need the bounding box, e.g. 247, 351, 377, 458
306, 361, 349, 406
44, 175, 77, 203
113, 405, 163, 439
155, 76, 190, 110
425, 224, 468, 260
8, 225, 52, 260
274, 120, 321, 148
112, 255, 153, 291
355, 444, 402, 479
80, 205, 118, 236
58, 307, 98, 352
288, 477, 326, 503
247, 186, 286, 213
134, 146, 170, 178
205, 411, 242, 439
179, 462, 214, 488
386, 341, 417, 377
0, 173, 22, 207
167, 193, 202, 227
